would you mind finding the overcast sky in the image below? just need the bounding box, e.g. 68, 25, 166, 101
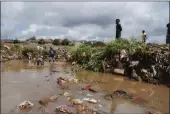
1, 2, 169, 43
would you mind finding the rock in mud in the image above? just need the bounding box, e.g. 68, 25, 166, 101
89, 85, 102, 93
39, 95, 58, 107
57, 77, 70, 90
104, 90, 133, 100
39, 99, 49, 107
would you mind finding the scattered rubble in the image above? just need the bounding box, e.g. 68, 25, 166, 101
18, 101, 34, 110
55, 105, 72, 113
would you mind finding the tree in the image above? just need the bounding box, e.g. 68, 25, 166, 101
61, 39, 70, 45
38, 39, 45, 45
13, 39, 19, 44
52, 39, 60, 45
26, 36, 36, 41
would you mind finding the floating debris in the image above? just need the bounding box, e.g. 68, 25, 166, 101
18, 101, 34, 110
83, 98, 99, 104
55, 105, 72, 113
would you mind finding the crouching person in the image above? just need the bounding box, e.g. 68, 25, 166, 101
34, 55, 44, 66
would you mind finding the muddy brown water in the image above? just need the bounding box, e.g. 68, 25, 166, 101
1, 60, 169, 113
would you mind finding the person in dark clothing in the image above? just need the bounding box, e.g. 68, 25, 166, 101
116, 19, 122, 39
142, 30, 147, 43
166, 23, 170, 44
49, 47, 55, 63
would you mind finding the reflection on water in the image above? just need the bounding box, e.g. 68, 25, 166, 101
113, 100, 147, 114
1, 60, 169, 113
1, 60, 46, 72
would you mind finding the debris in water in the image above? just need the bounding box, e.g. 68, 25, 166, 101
55, 105, 72, 113
83, 98, 99, 104
60, 91, 72, 97
87, 93, 93, 96
49, 95, 58, 102
39, 99, 48, 107
18, 101, 34, 110
68, 97, 83, 105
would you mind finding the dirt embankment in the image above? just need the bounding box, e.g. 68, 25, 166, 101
70, 42, 170, 86
121, 43, 170, 86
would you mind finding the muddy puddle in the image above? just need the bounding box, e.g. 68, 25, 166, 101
1, 60, 169, 113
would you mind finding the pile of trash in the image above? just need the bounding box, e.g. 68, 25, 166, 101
119, 44, 170, 86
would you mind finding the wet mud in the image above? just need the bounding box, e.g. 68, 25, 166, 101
1, 60, 169, 113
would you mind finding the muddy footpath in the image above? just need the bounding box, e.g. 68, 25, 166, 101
1, 60, 169, 114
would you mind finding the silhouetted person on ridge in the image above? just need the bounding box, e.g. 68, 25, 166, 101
166, 23, 170, 44
142, 30, 147, 43
116, 19, 122, 39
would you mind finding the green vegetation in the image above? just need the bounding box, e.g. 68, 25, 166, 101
13, 39, 20, 44
71, 38, 147, 72
52, 39, 60, 45
21, 47, 38, 57
26, 36, 36, 41
38, 39, 45, 45
61, 39, 70, 45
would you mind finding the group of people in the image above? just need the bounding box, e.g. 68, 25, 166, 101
116, 19, 170, 44
116, 19, 147, 43
32, 47, 56, 66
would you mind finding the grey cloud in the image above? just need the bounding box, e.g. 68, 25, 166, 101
1, 2, 169, 43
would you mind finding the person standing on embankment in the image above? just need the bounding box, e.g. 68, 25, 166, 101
115, 19, 122, 39
166, 23, 170, 44
142, 30, 147, 43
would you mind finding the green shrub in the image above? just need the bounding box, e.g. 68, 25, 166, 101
52, 39, 60, 45
61, 39, 70, 45
13, 39, 19, 44
38, 39, 45, 45
26, 36, 36, 41
21, 47, 38, 57
70, 38, 148, 72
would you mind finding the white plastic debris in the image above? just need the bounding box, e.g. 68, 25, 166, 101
74, 99, 83, 104
86, 94, 93, 96
83, 98, 98, 104
18, 101, 34, 110
63, 92, 71, 97
49, 95, 58, 101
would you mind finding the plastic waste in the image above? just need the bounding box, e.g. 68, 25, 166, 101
71, 99, 83, 105
18, 101, 34, 110
83, 98, 98, 104
63, 92, 71, 97
86, 93, 93, 96
49, 95, 58, 101
56, 105, 71, 113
